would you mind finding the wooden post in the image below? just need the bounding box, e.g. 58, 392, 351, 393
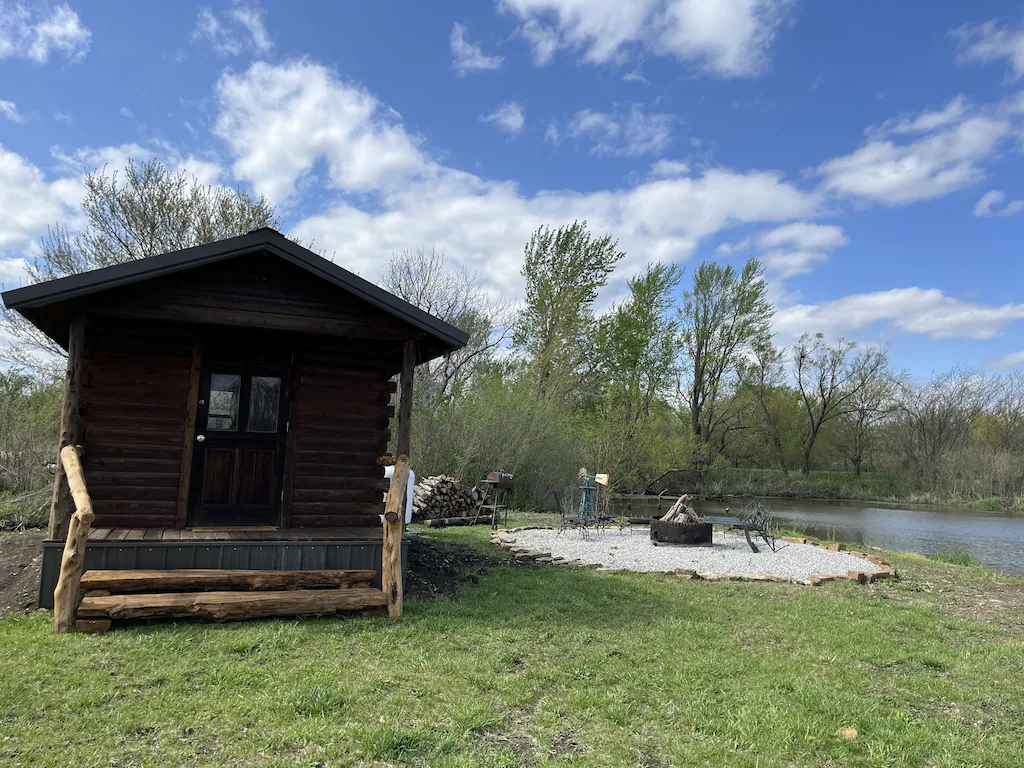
396, 339, 415, 458
48, 313, 86, 541
381, 454, 409, 617
175, 341, 202, 528
53, 445, 94, 634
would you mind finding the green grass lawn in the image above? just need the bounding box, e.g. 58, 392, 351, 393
1, 521, 1023, 767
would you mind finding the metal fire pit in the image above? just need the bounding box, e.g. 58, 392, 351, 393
650, 519, 713, 546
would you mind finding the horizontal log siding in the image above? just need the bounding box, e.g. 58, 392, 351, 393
289, 345, 393, 528
81, 319, 192, 528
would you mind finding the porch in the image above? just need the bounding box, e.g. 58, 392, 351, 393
79, 526, 385, 542
39, 525, 404, 610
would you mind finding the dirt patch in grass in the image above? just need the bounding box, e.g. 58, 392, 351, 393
0, 529, 43, 618
405, 533, 535, 601
872, 554, 1024, 635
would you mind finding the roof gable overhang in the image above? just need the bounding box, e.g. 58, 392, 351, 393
1, 229, 469, 359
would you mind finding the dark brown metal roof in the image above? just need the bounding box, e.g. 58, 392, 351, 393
1, 228, 469, 357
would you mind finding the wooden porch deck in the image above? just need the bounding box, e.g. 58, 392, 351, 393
46, 526, 385, 544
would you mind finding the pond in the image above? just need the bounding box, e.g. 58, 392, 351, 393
619, 495, 1024, 576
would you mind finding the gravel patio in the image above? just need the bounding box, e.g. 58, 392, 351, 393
507, 527, 884, 582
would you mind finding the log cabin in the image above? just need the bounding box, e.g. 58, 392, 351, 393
1, 228, 468, 612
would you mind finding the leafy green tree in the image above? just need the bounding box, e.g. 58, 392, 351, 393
679, 258, 772, 462
1, 159, 278, 377
592, 262, 683, 483
514, 221, 624, 398
745, 340, 793, 474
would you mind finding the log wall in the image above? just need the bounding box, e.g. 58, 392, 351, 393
77, 321, 398, 530
80, 318, 193, 529
288, 338, 392, 527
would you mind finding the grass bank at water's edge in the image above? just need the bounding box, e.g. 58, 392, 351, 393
653, 467, 1024, 513
1, 517, 1023, 767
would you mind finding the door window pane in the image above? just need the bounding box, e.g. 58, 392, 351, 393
207, 374, 241, 431
247, 376, 281, 433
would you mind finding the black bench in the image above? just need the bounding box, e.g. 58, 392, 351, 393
703, 504, 776, 553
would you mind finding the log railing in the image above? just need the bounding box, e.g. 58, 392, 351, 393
52, 445, 94, 634
381, 454, 409, 617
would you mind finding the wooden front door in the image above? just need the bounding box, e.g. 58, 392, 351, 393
188, 348, 290, 526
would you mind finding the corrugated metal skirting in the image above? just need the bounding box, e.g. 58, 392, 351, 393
38, 539, 406, 609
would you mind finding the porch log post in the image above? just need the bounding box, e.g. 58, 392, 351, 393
48, 312, 86, 541
53, 445, 94, 635
382, 454, 409, 618
396, 338, 415, 458
175, 341, 202, 528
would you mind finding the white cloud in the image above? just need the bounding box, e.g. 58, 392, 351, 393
211, 60, 819, 299
954, 18, 1024, 81
0, 255, 29, 288
988, 350, 1024, 371
52, 141, 224, 188
869, 95, 970, 137
518, 19, 560, 65
974, 189, 1024, 218
0, 144, 78, 253
480, 101, 526, 135
716, 235, 751, 255
214, 60, 426, 203
649, 158, 689, 178
294, 168, 820, 297
775, 288, 1024, 342
450, 22, 503, 75
544, 121, 560, 145
566, 103, 674, 157
757, 222, 849, 251
501, 0, 796, 78
0, 99, 25, 123
815, 105, 1011, 205
193, 1, 272, 57
0, 2, 91, 63
752, 221, 849, 277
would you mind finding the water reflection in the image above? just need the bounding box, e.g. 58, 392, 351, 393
621, 496, 1024, 576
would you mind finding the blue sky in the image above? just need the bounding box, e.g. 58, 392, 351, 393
1, 0, 1023, 378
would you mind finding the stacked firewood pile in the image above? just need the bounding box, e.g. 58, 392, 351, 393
658, 494, 702, 523
411, 475, 493, 523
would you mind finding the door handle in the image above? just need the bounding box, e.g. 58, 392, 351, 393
197, 434, 206, 443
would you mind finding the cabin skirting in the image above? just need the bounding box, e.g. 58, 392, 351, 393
38, 538, 407, 610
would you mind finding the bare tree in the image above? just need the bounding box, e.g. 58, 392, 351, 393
832, 369, 900, 476
792, 333, 889, 478
895, 368, 996, 488
383, 246, 511, 409
1, 159, 278, 379
991, 373, 1024, 453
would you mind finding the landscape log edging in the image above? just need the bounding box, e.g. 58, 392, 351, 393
489, 528, 897, 586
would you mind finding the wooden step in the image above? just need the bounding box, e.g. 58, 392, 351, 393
79, 569, 377, 593
78, 586, 387, 622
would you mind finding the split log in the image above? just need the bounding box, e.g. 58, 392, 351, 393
410, 474, 491, 521
79, 569, 377, 593
77, 587, 387, 622
659, 494, 699, 524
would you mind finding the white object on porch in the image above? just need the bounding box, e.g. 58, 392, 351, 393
383, 465, 415, 523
